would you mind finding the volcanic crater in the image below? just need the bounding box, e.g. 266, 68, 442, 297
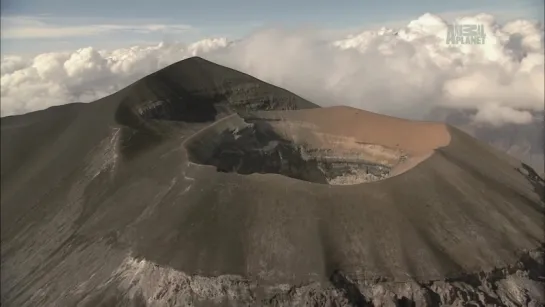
185, 114, 408, 185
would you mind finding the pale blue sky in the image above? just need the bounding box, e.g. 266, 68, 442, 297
1, 0, 543, 55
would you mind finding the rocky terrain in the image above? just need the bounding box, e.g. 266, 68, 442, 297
1, 57, 544, 307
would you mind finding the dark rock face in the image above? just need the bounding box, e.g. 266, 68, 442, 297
1, 57, 544, 307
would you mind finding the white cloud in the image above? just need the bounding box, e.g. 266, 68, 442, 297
0, 55, 29, 75
473, 102, 534, 126
1, 12, 543, 128
0, 16, 193, 39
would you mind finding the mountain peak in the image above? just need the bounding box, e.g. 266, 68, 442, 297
1, 58, 544, 307
115, 56, 318, 128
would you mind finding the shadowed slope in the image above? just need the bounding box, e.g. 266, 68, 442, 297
1, 58, 543, 307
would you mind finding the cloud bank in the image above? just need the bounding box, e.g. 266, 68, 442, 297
1, 13, 543, 127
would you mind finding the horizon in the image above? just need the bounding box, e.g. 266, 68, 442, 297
1, 0, 543, 55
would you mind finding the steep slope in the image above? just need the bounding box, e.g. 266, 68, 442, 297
1, 58, 543, 307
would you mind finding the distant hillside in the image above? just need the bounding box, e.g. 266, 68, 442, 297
427, 108, 544, 173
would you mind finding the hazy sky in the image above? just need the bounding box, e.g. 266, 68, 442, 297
1, 0, 543, 55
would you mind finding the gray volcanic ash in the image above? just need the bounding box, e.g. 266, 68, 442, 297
1, 57, 544, 307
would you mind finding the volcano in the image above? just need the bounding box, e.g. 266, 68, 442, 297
1, 57, 544, 307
